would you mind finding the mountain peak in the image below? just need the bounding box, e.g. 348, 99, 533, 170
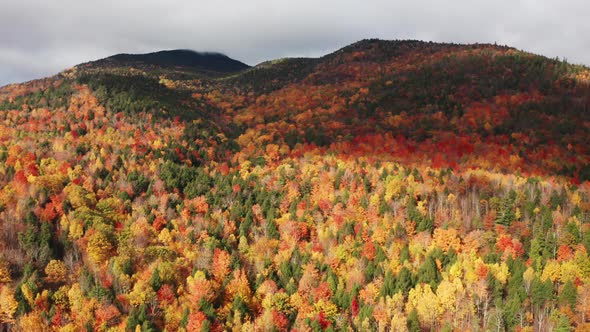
79, 49, 250, 73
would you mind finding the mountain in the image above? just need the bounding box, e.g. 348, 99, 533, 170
79, 49, 250, 74
0, 39, 589, 331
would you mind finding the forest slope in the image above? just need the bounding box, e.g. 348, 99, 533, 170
0, 39, 589, 331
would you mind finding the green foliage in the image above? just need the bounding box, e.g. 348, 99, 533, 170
395, 266, 416, 296
78, 72, 198, 120
149, 269, 162, 291
407, 309, 421, 332
559, 280, 577, 309
493, 189, 517, 225
531, 277, 554, 308
417, 256, 440, 290
159, 161, 212, 196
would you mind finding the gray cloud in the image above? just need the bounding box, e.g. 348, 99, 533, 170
1, 0, 589, 86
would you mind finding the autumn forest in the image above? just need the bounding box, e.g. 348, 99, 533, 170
0, 39, 590, 331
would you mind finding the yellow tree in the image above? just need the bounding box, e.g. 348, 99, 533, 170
0, 261, 11, 284
86, 230, 113, 267
406, 284, 441, 329
0, 286, 18, 324
45, 259, 67, 284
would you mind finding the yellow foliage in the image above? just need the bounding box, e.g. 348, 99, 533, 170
19, 312, 48, 331
158, 228, 173, 245
0, 261, 11, 283
35, 173, 67, 193
21, 283, 35, 306
572, 191, 582, 207
67, 283, 84, 313
313, 299, 339, 319
488, 262, 510, 285
45, 259, 67, 284
560, 260, 582, 283
0, 286, 18, 323
384, 175, 404, 201
52, 286, 70, 308
449, 260, 464, 280
523, 267, 535, 291
87, 230, 113, 266
541, 260, 561, 282
58, 323, 79, 332
128, 279, 156, 307
406, 284, 441, 327
64, 183, 96, 209
436, 278, 464, 312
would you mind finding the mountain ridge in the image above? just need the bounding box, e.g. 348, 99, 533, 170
76, 48, 250, 74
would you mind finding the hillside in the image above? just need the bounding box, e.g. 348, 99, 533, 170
0, 39, 589, 331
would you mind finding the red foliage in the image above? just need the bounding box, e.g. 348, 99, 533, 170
318, 311, 331, 329
218, 163, 230, 176
95, 304, 120, 326
318, 199, 332, 213
51, 308, 63, 327
363, 241, 376, 261
557, 245, 573, 262
157, 284, 176, 305
153, 216, 167, 232
496, 235, 524, 259
351, 297, 359, 317
313, 282, 332, 301
25, 162, 39, 176
187, 312, 208, 332
476, 264, 489, 279
35, 202, 58, 223
13, 170, 27, 184
272, 310, 289, 331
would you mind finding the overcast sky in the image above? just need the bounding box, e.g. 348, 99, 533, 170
1, 0, 589, 86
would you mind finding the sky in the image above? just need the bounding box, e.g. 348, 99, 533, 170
1, 0, 589, 86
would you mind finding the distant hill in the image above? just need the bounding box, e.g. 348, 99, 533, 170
79, 49, 250, 73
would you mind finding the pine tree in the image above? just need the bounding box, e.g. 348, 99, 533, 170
559, 280, 577, 309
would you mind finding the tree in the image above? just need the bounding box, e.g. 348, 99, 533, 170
86, 230, 113, 267
0, 261, 11, 284
395, 266, 415, 296
45, 260, 67, 284
211, 248, 231, 282
559, 279, 577, 310
417, 256, 440, 290
406, 284, 441, 329
0, 286, 18, 323
407, 309, 420, 332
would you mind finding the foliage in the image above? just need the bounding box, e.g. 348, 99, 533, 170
0, 38, 588, 331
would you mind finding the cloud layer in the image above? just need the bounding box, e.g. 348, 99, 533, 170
1, 0, 588, 86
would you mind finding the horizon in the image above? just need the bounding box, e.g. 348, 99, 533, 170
2, 38, 587, 88
2, 0, 589, 86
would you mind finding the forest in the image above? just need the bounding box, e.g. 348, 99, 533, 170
0, 39, 589, 331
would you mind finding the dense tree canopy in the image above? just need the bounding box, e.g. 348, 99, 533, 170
0, 39, 589, 331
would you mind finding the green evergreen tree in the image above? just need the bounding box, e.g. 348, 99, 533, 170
559, 280, 577, 310
417, 256, 440, 290
407, 309, 421, 332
